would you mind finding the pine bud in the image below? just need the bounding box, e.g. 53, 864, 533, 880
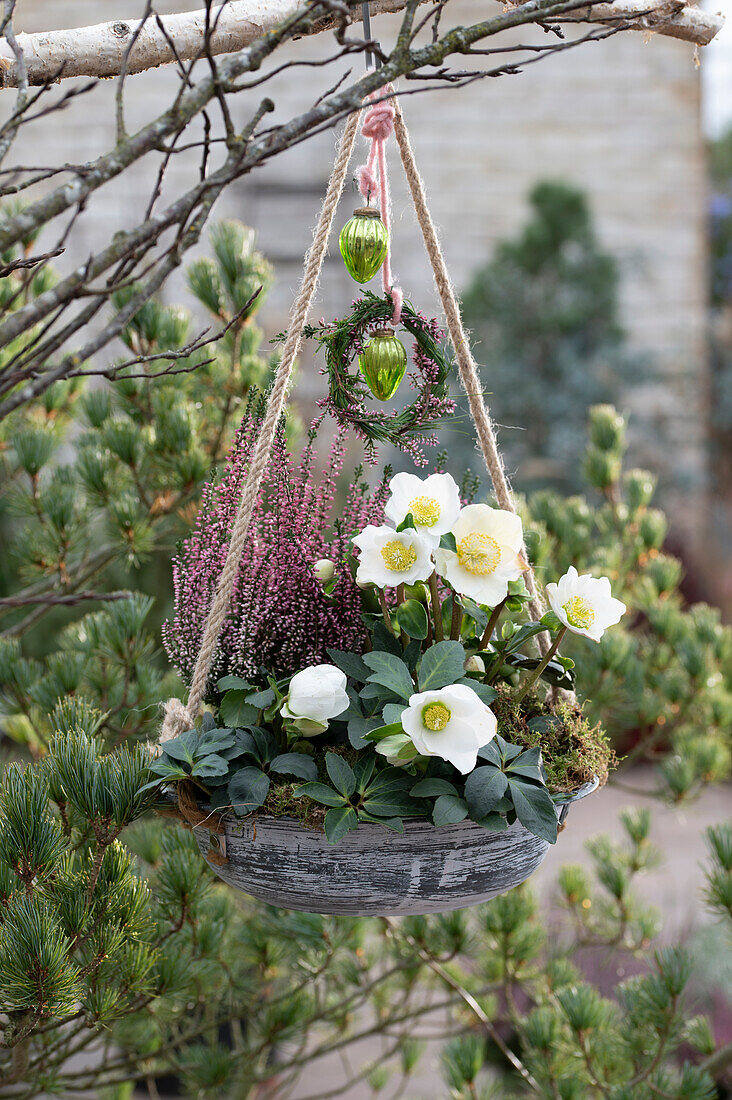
639, 509, 667, 549
588, 404, 625, 453
584, 446, 621, 491
624, 468, 656, 513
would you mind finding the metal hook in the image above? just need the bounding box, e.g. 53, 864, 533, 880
362, 2, 381, 70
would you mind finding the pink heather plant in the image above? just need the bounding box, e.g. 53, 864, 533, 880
163, 402, 388, 694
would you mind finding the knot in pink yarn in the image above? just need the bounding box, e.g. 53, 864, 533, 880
361, 101, 395, 142
357, 164, 378, 200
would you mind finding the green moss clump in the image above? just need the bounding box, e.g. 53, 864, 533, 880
491, 686, 616, 792
262, 781, 326, 828
259, 743, 359, 827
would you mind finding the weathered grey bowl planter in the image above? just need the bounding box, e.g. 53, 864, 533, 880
191, 778, 599, 916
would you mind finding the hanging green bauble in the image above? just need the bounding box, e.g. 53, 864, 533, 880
339, 208, 389, 283
359, 326, 407, 401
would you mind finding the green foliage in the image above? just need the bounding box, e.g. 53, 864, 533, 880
0, 716, 162, 1070
703, 821, 732, 924
0, 221, 275, 748
3, 719, 727, 1100
457, 180, 643, 489
525, 405, 732, 800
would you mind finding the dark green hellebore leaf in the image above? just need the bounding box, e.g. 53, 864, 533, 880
228, 767, 270, 816
325, 752, 356, 798
269, 753, 318, 782
410, 778, 459, 798
363, 651, 414, 701
324, 806, 359, 844
293, 782, 345, 808
397, 600, 429, 640
464, 767, 508, 821
219, 690, 259, 729
418, 641, 466, 691
327, 648, 371, 683
432, 794, 469, 826
216, 675, 253, 692
508, 779, 558, 844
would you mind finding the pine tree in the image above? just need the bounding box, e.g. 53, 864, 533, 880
457, 181, 643, 490
0, 219, 274, 749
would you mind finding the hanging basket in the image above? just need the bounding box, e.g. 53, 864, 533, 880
188, 779, 597, 915
159, 93, 609, 916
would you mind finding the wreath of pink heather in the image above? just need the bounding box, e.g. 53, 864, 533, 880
163, 400, 388, 694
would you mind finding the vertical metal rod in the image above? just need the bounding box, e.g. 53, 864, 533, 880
362, 2, 380, 70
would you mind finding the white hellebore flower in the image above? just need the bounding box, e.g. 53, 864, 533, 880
384, 471, 461, 548
352, 524, 433, 589
435, 504, 525, 606
546, 566, 626, 643
401, 683, 497, 774
280, 664, 349, 735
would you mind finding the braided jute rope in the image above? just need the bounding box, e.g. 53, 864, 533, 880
160, 107, 363, 743
391, 102, 550, 657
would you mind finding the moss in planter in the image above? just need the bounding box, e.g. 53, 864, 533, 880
262, 780, 327, 829
253, 696, 613, 825
491, 685, 615, 792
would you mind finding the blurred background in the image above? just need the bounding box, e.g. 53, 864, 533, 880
3, 2, 731, 1095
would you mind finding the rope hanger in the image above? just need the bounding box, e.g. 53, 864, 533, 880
161, 12, 550, 747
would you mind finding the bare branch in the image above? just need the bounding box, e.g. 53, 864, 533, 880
0, 0, 722, 91
0, 246, 64, 277
0, 590, 133, 610
0, 0, 428, 88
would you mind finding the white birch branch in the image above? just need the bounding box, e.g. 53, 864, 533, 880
555, 0, 724, 43
0, 0, 417, 88
0, 0, 723, 89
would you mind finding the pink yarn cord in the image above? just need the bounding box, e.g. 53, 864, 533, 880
356, 87, 402, 326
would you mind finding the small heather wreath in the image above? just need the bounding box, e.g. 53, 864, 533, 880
303, 291, 456, 466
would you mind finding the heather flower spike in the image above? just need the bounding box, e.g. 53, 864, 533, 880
163, 403, 388, 689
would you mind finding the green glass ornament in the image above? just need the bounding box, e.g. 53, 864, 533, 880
359, 327, 407, 401
339, 207, 389, 283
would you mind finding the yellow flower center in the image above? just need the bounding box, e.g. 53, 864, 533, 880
562, 595, 595, 630
409, 495, 441, 527
422, 702, 451, 731
456, 533, 502, 576
380, 539, 418, 572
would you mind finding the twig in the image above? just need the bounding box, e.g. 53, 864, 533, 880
0, 590, 132, 610
383, 919, 543, 1093
0, 246, 64, 277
